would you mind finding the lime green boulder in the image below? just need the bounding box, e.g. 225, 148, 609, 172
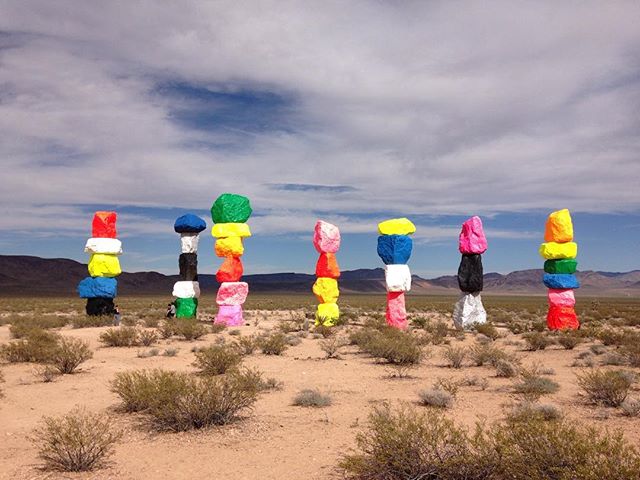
175, 297, 198, 318
211, 194, 252, 223
544, 259, 577, 274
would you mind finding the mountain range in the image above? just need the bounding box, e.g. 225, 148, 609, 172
1, 255, 639, 296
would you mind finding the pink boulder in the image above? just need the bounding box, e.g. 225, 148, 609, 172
386, 291, 408, 330
216, 282, 249, 306
214, 304, 244, 326
547, 288, 575, 307
313, 220, 341, 254
459, 216, 488, 254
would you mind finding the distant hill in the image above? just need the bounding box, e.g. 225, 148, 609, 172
0, 255, 638, 296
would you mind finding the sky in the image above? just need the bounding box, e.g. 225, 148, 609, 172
0, 1, 639, 278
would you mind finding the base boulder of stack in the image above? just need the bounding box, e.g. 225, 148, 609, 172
453, 292, 487, 329
214, 305, 244, 326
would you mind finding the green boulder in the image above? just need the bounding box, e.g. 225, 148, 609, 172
211, 193, 252, 223
175, 297, 198, 318
544, 259, 578, 274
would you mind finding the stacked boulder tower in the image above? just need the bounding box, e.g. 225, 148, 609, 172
377, 218, 416, 330
540, 209, 580, 330
172, 214, 206, 319
211, 194, 252, 326
312, 220, 341, 326
77, 211, 122, 315
453, 216, 488, 329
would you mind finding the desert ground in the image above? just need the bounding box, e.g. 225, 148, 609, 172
1, 294, 640, 479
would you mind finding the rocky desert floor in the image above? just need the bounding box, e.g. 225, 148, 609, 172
1, 295, 640, 479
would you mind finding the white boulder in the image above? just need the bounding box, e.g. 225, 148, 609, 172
172, 281, 200, 299
453, 292, 487, 330
84, 238, 122, 255
384, 264, 412, 292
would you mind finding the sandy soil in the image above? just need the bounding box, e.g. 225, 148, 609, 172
1, 311, 640, 480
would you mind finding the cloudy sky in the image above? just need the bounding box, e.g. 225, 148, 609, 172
1, 1, 639, 277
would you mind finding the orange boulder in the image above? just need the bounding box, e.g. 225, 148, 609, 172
216, 256, 243, 282
315, 253, 340, 278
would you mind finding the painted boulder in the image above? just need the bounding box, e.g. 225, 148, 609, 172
377, 235, 412, 265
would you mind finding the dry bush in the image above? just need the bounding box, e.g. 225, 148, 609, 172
111, 369, 190, 412
292, 389, 332, 407
469, 343, 508, 367
235, 335, 258, 355
193, 344, 243, 375
598, 328, 626, 346
522, 332, 553, 351
340, 403, 640, 480
72, 316, 113, 328
0, 369, 4, 397
442, 345, 467, 369
158, 321, 176, 339
174, 320, 210, 340
474, 323, 500, 341
621, 343, 640, 367
51, 337, 93, 374
557, 332, 583, 350
31, 407, 121, 472
505, 402, 562, 422
590, 344, 608, 355
0, 329, 60, 363
512, 368, 560, 402
137, 330, 158, 347
320, 336, 346, 359
143, 317, 160, 328
99, 327, 139, 347
137, 349, 159, 358
495, 359, 519, 378
259, 333, 289, 355
163, 347, 179, 357
10, 315, 68, 334
418, 388, 453, 409
460, 375, 489, 390
33, 365, 60, 383
576, 369, 633, 407
210, 323, 227, 334
357, 328, 424, 368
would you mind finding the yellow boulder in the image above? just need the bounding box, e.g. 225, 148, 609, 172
544, 209, 573, 243
211, 222, 251, 238
378, 218, 416, 236
539, 242, 578, 260
215, 237, 244, 257
313, 277, 339, 303
88, 254, 121, 277
315, 302, 340, 326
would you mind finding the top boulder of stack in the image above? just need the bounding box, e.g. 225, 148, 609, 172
313, 220, 341, 253
92, 211, 117, 238
378, 218, 416, 236
544, 209, 573, 243
174, 214, 206, 233
211, 193, 252, 223
459, 216, 487, 254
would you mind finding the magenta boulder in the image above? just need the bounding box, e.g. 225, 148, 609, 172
313, 220, 341, 254
459, 216, 488, 254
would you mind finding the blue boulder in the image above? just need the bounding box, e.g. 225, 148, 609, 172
377, 235, 413, 265
174, 214, 206, 233
543, 273, 580, 289
77, 277, 117, 298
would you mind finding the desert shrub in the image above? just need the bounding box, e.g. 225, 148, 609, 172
10, 315, 69, 334
512, 370, 559, 401
33, 365, 60, 382
506, 402, 562, 422
286, 335, 302, 346
0, 369, 4, 397
320, 336, 346, 359
31, 407, 121, 472
0, 329, 60, 363
147, 369, 261, 431
111, 369, 190, 412
340, 403, 640, 480
99, 327, 139, 347
620, 398, 640, 417
210, 323, 227, 334
72, 315, 113, 328
174, 320, 209, 340
163, 347, 179, 357
576, 369, 633, 407
460, 375, 489, 390
602, 352, 627, 366
292, 389, 332, 407
360, 329, 423, 367
143, 317, 160, 328
442, 345, 467, 369
51, 337, 93, 374
193, 344, 243, 375
138, 329, 158, 347
557, 332, 583, 350
158, 321, 176, 339
522, 332, 552, 351
349, 328, 379, 347
474, 323, 500, 341
469, 343, 507, 367
433, 377, 460, 397
621, 343, 640, 367
137, 349, 159, 358
260, 333, 289, 355
598, 328, 626, 346
418, 388, 453, 409
495, 359, 519, 378
235, 335, 258, 355
228, 329, 241, 336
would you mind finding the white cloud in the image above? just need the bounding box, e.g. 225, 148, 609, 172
1, 0, 639, 237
